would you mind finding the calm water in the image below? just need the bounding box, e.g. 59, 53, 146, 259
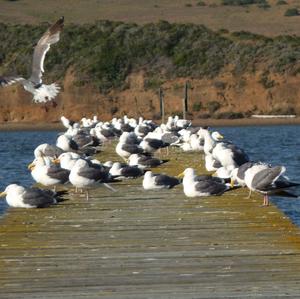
0, 126, 299, 224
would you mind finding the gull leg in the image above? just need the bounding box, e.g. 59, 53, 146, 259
75, 187, 78, 193
121, 156, 128, 163
86, 190, 89, 201
262, 195, 269, 207
53, 185, 57, 192
245, 189, 252, 199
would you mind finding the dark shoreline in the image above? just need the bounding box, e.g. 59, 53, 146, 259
0, 122, 64, 131
0, 117, 300, 131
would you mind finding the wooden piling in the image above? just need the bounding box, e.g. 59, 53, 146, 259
159, 87, 165, 123
1, 143, 300, 298
183, 81, 189, 119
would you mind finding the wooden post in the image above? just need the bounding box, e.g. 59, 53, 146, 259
159, 87, 165, 123
183, 81, 188, 119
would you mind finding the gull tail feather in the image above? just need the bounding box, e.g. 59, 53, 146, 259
33, 83, 60, 103
103, 183, 117, 192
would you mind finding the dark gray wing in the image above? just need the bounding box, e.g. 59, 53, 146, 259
69, 139, 79, 151
72, 133, 93, 148
29, 17, 64, 84
237, 162, 255, 180
78, 168, 108, 182
194, 180, 228, 195
145, 138, 166, 149
138, 156, 159, 167
199, 138, 205, 146
154, 174, 180, 188
0, 76, 25, 87
231, 147, 249, 167
188, 127, 201, 134
121, 123, 134, 132
161, 133, 179, 144
22, 188, 55, 208
273, 179, 300, 190
101, 129, 115, 138
121, 166, 143, 178
47, 167, 70, 183
44, 145, 64, 157
194, 175, 223, 183
138, 126, 151, 136
122, 143, 144, 154
251, 166, 283, 191
212, 159, 222, 169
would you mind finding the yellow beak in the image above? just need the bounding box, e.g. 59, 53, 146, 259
218, 134, 224, 140
212, 172, 217, 177
230, 178, 235, 188
53, 158, 60, 164
28, 162, 35, 170
0, 191, 7, 198
177, 172, 184, 178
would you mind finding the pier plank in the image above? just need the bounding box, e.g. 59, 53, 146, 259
1, 145, 300, 298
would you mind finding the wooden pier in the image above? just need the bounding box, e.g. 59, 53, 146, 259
1, 145, 300, 298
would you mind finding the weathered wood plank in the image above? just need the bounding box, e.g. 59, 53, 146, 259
1, 143, 300, 298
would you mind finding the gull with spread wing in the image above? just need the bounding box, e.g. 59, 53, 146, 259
0, 17, 64, 103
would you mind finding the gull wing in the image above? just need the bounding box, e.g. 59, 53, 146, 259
29, 16, 64, 84
0, 76, 25, 87
22, 188, 55, 208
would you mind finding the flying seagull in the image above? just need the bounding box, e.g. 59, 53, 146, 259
0, 17, 64, 103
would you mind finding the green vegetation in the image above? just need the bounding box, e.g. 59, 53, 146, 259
257, 2, 270, 9
284, 8, 299, 17
276, 0, 287, 5
1, 20, 300, 93
207, 101, 221, 114
214, 111, 245, 119
221, 0, 267, 6
259, 71, 275, 88
192, 101, 203, 111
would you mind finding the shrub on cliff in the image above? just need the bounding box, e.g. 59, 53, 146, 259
221, 0, 267, 5
284, 8, 299, 17
1, 20, 300, 93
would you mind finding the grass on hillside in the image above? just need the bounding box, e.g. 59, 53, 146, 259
0, 0, 300, 36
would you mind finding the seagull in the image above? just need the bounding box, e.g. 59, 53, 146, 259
143, 171, 181, 190
116, 132, 144, 160
0, 17, 64, 103
244, 164, 299, 206
0, 184, 67, 208
109, 162, 145, 179
34, 143, 64, 159
69, 159, 116, 200
128, 154, 169, 169
55, 152, 81, 170
28, 156, 70, 190
178, 168, 232, 197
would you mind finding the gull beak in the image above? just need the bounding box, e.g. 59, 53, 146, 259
218, 134, 224, 140
28, 162, 35, 171
177, 172, 184, 178
0, 191, 7, 198
53, 158, 60, 164
230, 178, 235, 188
212, 172, 217, 177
